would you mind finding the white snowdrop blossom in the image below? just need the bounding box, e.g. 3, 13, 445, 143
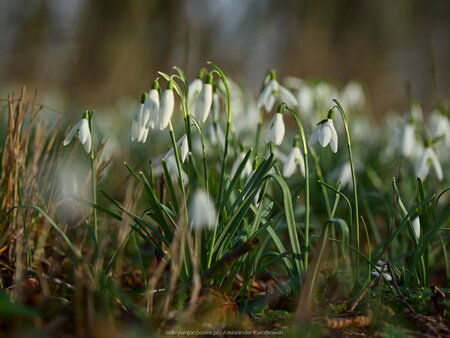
189, 189, 217, 230
231, 152, 252, 178
283, 143, 305, 178
429, 111, 450, 146
415, 146, 443, 181
258, 71, 297, 112
337, 162, 352, 188
309, 117, 338, 153
371, 260, 392, 282
401, 121, 417, 158
194, 73, 213, 123
63, 113, 92, 153
143, 82, 160, 129
131, 93, 149, 143
164, 134, 190, 163
412, 216, 421, 239
159, 81, 175, 130
265, 112, 285, 145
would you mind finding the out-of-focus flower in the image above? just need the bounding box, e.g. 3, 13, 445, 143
309, 113, 338, 153
371, 260, 392, 282
188, 68, 206, 106
282, 138, 305, 178
63, 112, 92, 153
189, 189, 217, 230
258, 70, 297, 112
412, 216, 420, 239
341, 81, 365, 110
429, 110, 450, 147
195, 73, 213, 123
265, 111, 285, 145
164, 134, 190, 163
415, 144, 443, 181
159, 81, 175, 130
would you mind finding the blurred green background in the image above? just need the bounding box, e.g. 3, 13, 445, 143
1, 0, 449, 115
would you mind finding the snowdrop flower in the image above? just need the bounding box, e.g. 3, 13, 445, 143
283, 138, 305, 178
371, 260, 392, 282
337, 162, 352, 188
415, 143, 443, 181
131, 93, 149, 143
401, 120, 418, 158
143, 80, 160, 129
194, 73, 213, 123
429, 110, 450, 146
164, 134, 190, 163
231, 151, 252, 178
63, 111, 92, 153
258, 70, 297, 112
265, 108, 285, 145
189, 189, 217, 230
188, 68, 206, 104
341, 81, 365, 110
412, 216, 420, 239
309, 109, 338, 153
297, 84, 315, 117
159, 80, 175, 130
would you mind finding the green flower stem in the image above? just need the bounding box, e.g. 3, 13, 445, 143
88, 112, 98, 243
309, 148, 332, 216
333, 99, 360, 257
206, 62, 232, 269
255, 108, 264, 156
285, 105, 310, 270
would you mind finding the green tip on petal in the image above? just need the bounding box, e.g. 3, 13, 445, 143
425, 138, 432, 147
269, 69, 276, 80
151, 80, 159, 90
140, 92, 148, 104
205, 73, 213, 84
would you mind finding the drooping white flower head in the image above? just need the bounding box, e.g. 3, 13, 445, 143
189, 189, 217, 230
371, 260, 392, 282
401, 121, 417, 158
257, 70, 297, 112
188, 69, 206, 104
194, 73, 213, 123
63, 111, 92, 153
131, 93, 149, 143
429, 110, 450, 147
265, 109, 285, 146
282, 138, 305, 178
415, 144, 443, 181
341, 81, 365, 110
143, 81, 160, 129
231, 151, 253, 178
164, 134, 190, 163
159, 80, 175, 130
309, 109, 338, 153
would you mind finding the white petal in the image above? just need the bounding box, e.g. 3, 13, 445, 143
308, 126, 320, 146
78, 119, 90, 145
412, 216, 420, 239
180, 134, 189, 162
415, 150, 430, 180
188, 79, 203, 102
282, 151, 296, 178
402, 124, 415, 157
63, 120, 82, 146
257, 81, 273, 110
265, 95, 276, 112
428, 148, 443, 181
319, 124, 332, 147
140, 127, 149, 143
329, 120, 338, 153
82, 129, 92, 153
189, 189, 217, 230
278, 86, 298, 108
159, 89, 175, 130
195, 83, 213, 123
